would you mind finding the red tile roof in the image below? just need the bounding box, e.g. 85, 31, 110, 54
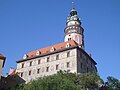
17, 40, 79, 62
10, 70, 16, 76
0, 53, 6, 59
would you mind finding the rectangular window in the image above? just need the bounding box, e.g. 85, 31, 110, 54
87, 67, 89, 72
46, 67, 49, 72
29, 70, 31, 76
80, 53, 82, 58
56, 55, 59, 60
21, 72, 23, 77
37, 68, 40, 74
21, 63, 24, 68
30, 61, 32, 66
56, 64, 59, 70
91, 62, 92, 68
67, 52, 70, 57
81, 63, 83, 69
47, 57, 49, 62
38, 59, 41, 64
86, 57, 88, 64
67, 62, 70, 68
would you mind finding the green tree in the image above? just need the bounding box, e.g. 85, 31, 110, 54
77, 72, 103, 90
11, 70, 82, 90
106, 76, 120, 90
11, 71, 103, 90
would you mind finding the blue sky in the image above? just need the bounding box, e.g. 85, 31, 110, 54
0, 0, 120, 81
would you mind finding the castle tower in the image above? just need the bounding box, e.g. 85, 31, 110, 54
64, 3, 84, 49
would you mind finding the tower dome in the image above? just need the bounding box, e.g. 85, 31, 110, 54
70, 3, 77, 16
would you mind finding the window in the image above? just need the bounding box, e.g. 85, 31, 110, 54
66, 43, 71, 48
87, 67, 89, 72
56, 55, 59, 60
46, 67, 49, 72
29, 70, 31, 76
36, 51, 40, 56
67, 62, 70, 68
20, 72, 23, 77
67, 52, 70, 57
50, 47, 55, 52
91, 62, 92, 68
81, 63, 83, 69
37, 68, 40, 74
21, 63, 24, 68
80, 53, 82, 58
23, 54, 28, 59
56, 64, 59, 70
68, 38, 71, 41
30, 61, 32, 66
86, 57, 88, 64
38, 59, 41, 64
47, 57, 50, 62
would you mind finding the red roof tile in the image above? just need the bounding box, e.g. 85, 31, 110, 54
0, 53, 6, 59
18, 40, 79, 62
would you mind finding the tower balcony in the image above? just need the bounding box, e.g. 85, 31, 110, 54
64, 25, 81, 34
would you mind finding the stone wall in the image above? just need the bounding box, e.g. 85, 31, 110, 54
16, 48, 77, 83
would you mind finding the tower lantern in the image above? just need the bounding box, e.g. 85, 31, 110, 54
64, 3, 84, 49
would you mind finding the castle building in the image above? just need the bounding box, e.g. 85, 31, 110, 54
16, 5, 97, 83
0, 53, 6, 80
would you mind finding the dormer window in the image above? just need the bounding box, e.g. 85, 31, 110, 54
68, 38, 71, 41
66, 43, 71, 48
36, 51, 41, 56
23, 54, 28, 59
50, 47, 55, 52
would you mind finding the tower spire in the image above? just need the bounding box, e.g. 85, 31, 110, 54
72, 2, 75, 9
70, 2, 77, 16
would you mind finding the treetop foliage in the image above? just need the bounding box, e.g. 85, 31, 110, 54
11, 70, 120, 90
